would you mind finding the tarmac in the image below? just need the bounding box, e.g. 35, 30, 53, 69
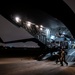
0, 58, 75, 75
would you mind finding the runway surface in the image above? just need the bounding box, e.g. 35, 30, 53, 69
0, 58, 75, 75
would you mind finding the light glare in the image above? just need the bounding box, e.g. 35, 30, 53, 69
40, 28, 43, 31
15, 17, 21, 23
26, 21, 31, 27
40, 25, 43, 28
36, 25, 39, 28
50, 35, 55, 39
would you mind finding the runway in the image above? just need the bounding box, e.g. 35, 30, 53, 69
0, 58, 75, 75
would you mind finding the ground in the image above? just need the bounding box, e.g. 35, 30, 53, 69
0, 58, 75, 75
